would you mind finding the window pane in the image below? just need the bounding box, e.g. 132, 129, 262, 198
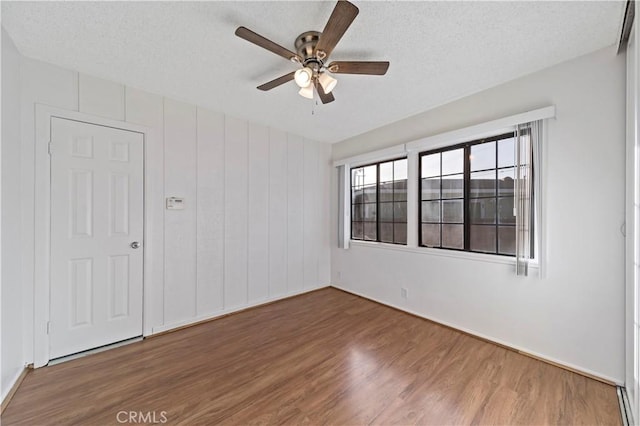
498, 197, 515, 224
498, 226, 516, 255
470, 170, 496, 198
418, 133, 521, 256
363, 165, 377, 186
379, 182, 393, 202
363, 184, 377, 202
498, 137, 516, 168
421, 178, 440, 200
421, 153, 440, 178
351, 168, 364, 188
394, 159, 408, 180
393, 180, 407, 201
352, 221, 363, 240
442, 149, 463, 175
350, 158, 409, 246
442, 224, 463, 249
442, 174, 464, 199
380, 223, 393, 243
470, 225, 496, 253
442, 200, 463, 223
352, 187, 364, 203
351, 204, 364, 222
469, 198, 496, 224
470, 141, 496, 171
364, 203, 377, 221
364, 222, 377, 241
394, 223, 407, 244
394, 202, 407, 222
379, 161, 393, 183
379, 202, 393, 222
498, 168, 515, 196
421, 224, 440, 246
421, 201, 440, 222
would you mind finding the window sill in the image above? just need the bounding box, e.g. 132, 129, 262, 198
348, 239, 539, 268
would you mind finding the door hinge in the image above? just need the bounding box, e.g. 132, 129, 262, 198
46, 321, 50, 334
47, 141, 52, 156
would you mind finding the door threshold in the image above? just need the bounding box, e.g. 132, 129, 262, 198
48, 336, 143, 366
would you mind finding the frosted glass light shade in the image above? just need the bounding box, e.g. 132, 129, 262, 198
294, 67, 313, 88
318, 72, 337, 93
298, 84, 314, 99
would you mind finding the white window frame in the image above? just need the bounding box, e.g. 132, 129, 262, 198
335, 106, 555, 269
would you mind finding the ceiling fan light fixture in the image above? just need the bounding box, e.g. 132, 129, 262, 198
294, 67, 313, 88
298, 84, 314, 99
318, 72, 337, 94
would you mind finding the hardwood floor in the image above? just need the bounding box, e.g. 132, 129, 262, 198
3, 288, 620, 425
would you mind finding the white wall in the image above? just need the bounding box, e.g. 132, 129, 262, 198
1, 28, 25, 401
331, 46, 627, 382
14, 47, 331, 365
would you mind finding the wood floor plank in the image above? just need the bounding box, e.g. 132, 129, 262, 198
2, 288, 620, 425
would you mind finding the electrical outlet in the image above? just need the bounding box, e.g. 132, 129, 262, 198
401, 288, 408, 299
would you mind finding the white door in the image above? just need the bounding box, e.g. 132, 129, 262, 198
49, 117, 144, 359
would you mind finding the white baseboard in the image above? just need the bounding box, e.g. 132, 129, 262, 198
1, 365, 30, 413
331, 284, 623, 386
151, 285, 330, 335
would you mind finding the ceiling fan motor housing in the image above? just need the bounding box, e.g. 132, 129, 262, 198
295, 31, 324, 71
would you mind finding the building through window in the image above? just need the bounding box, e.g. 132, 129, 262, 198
419, 132, 520, 256
351, 158, 408, 244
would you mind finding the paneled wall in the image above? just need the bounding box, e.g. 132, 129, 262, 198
17, 54, 331, 363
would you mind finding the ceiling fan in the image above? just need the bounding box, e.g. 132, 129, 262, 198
235, 0, 389, 104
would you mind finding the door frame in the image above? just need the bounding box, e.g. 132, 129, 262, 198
34, 104, 156, 367
625, 4, 639, 423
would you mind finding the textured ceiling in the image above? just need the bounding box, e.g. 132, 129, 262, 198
1, 1, 625, 143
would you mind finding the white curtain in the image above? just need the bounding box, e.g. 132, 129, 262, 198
337, 165, 350, 249
515, 120, 542, 276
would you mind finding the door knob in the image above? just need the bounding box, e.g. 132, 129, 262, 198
130, 241, 141, 249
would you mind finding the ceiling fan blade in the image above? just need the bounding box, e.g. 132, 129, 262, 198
315, 1, 359, 60
257, 71, 296, 91
235, 26, 301, 62
315, 80, 335, 104
327, 61, 390, 75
